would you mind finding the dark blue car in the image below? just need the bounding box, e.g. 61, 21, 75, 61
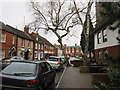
0, 60, 56, 90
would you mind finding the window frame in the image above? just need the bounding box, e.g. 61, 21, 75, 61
12, 36, 15, 45
0, 32, 6, 43
0, 49, 5, 59
98, 51, 103, 59
34, 51, 37, 58
102, 28, 107, 43
35, 43, 37, 49
21, 39, 25, 47
97, 32, 102, 44
28, 41, 31, 48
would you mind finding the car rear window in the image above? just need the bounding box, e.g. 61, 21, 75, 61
49, 57, 59, 61
1, 62, 36, 76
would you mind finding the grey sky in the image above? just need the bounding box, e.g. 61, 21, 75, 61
0, 0, 95, 46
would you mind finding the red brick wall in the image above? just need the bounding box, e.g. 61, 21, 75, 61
1, 30, 17, 58
95, 45, 120, 65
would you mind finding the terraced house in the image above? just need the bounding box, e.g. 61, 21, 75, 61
30, 32, 57, 60
6, 25, 34, 60
93, 2, 120, 65
64, 44, 83, 57
0, 22, 17, 59
24, 25, 57, 60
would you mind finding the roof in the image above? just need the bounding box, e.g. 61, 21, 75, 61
66, 46, 81, 48
91, 16, 119, 35
12, 60, 47, 64
0, 21, 33, 41
0, 21, 17, 35
31, 33, 55, 47
6, 25, 33, 41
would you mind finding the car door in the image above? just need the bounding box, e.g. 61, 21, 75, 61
40, 62, 49, 87
44, 62, 55, 83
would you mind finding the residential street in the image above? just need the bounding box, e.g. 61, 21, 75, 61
47, 67, 65, 88
1, 1, 120, 90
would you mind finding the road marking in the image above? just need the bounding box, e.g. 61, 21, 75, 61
56, 66, 66, 88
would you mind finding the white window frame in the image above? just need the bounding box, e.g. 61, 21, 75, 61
0, 49, 5, 59
41, 45, 43, 50
0, 32, 6, 43
12, 36, 15, 44
38, 44, 40, 49
97, 32, 102, 44
28, 41, 30, 48
102, 29, 107, 42
21, 39, 24, 47
35, 43, 37, 49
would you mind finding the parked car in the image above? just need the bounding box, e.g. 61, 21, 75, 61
0, 60, 56, 90
47, 56, 64, 71
0, 56, 24, 69
59, 56, 66, 64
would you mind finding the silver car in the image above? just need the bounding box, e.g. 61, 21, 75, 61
47, 56, 64, 71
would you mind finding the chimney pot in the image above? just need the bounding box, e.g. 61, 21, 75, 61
24, 25, 29, 34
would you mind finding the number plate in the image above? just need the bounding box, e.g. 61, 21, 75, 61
50, 63, 55, 65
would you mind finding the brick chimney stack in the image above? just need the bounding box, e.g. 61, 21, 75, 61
24, 25, 29, 34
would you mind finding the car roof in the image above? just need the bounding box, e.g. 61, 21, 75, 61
49, 56, 61, 58
12, 60, 47, 64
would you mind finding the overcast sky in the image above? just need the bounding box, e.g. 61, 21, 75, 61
0, 0, 95, 46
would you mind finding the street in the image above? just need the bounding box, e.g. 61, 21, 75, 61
47, 57, 77, 89
46, 67, 65, 89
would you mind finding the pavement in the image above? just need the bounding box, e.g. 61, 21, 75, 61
57, 66, 93, 89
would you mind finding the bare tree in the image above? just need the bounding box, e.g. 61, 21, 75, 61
73, 0, 94, 64
29, 0, 87, 66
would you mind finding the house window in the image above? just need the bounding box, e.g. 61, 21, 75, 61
41, 45, 43, 50
0, 32, 6, 43
12, 36, 15, 44
41, 52, 43, 58
102, 29, 107, 42
28, 41, 30, 48
67, 48, 69, 52
44, 45, 46, 48
103, 50, 108, 60
0, 49, 5, 59
97, 32, 101, 44
38, 44, 40, 49
98, 51, 102, 59
35, 43, 37, 49
21, 39, 24, 47
35, 51, 37, 58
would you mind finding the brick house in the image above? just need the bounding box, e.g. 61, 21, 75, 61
30, 32, 44, 60
30, 32, 57, 60
6, 25, 34, 60
0, 22, 17, 59
54, 44, 62, 56
93, 2, 120, 65
64, 44, 83, 57
23, 25, 57, 60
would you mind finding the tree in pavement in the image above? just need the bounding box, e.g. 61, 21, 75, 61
73, 0, 94, 64
29, 0, 88, 66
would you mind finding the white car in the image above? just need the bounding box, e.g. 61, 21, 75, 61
59, 56, 66, 64
47, 56, 64, 71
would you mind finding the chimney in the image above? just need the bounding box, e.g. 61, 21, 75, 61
24, 25, 29, 34
64, 44, 66, 46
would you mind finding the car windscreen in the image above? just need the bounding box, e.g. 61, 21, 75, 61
49, 57, 59, 61
1, 62, 37, 76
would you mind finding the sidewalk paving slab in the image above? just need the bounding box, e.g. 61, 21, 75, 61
57, 66, 93, 88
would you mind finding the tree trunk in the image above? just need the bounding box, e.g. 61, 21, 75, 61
58, 38, 70, 66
